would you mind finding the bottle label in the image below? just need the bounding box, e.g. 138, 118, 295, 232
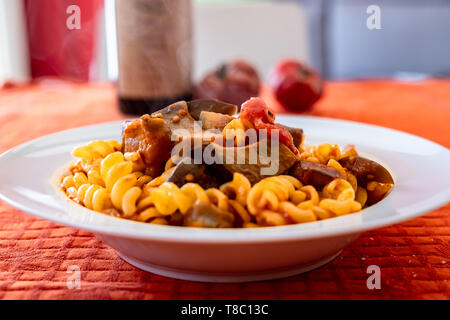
116, 0, 192, 99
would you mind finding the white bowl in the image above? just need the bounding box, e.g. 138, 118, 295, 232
0, 116, 449, 282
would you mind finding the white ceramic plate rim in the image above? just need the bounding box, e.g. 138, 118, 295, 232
0, 115, 449, 244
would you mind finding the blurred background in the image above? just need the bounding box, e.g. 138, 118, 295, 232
1, 0, 450, 84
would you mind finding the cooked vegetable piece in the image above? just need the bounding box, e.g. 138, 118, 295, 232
289, 160, 342, 188
167, 161, 231, 189
367, 189, 386, 205
188, 99, 238, 120
213, 139, 298, 184
366, 182, 392, 205
283, 126, 303, 148
183, 201, 235, 228
199, 111, 234, 131
151, 101, 196, 133
122, 115, 174, 177
239, 98, 299, 154
339, 156, 394, 186
168, 211, 184, 226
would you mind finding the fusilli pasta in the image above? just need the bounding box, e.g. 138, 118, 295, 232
61, 139, 392, 228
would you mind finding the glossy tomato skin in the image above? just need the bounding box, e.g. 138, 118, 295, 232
269, 59, 323, 111
240, 97, 298, 154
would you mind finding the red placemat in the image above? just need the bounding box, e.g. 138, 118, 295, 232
0, 79, 449, 300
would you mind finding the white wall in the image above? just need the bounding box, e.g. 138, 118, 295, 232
193, 2, 309, 81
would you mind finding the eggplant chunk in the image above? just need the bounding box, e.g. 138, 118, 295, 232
213, 139, 298, 184
187, 99, 238, 120
339, 156, 394, 186
166, 161, 231, 189
199, 111, 234, 131
283, 126, 304, 148
151, 101, 196, 133
289, 160, 342, 188
183, 201, 235, 228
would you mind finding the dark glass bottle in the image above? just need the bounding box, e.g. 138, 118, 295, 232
115, 0, 192, 115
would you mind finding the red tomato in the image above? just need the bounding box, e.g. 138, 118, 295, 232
268, 59, 323, 111
240, 97, 298, 154
194, 59, 261, 108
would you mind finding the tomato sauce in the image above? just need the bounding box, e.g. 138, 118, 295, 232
239, 98, 299, 154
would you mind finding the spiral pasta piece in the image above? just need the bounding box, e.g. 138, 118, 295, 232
219, 173, 251, 206
70, 183, 112, 212
100, 152, 141, 216
317, 178, 361, 216
314, 143, 341, 164
228, 200, 251, 224
296, 185, 320, 210
206, 188, 229, 211
72, 140, 120, 161
121, 186, 142, 217
341, 145, 359, 158
181, 183, 209, 204
312, 206, 334, 220
146, 166, 176, 187
151, 182, 191, 215
135, 207, 163, 222
322, 179, 355, 201
247, 176, 301, 215
104, 161, 133, 191
256, 210, 287, 226
355, 186, 368, 207
299, 150, 320, 163
279, 202, 316, 223
319, 199, 362, 216
101, 152, 126, 182
137, 183, 229, 218
87, 169, 104, 187
61, 175, 76, 190
222, 119, 254, 147
327, 159, 347, 177
73, 172, 88, 188
124, 152, 146, 172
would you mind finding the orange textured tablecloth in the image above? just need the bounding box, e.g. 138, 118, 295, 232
0, 79, 449, 300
